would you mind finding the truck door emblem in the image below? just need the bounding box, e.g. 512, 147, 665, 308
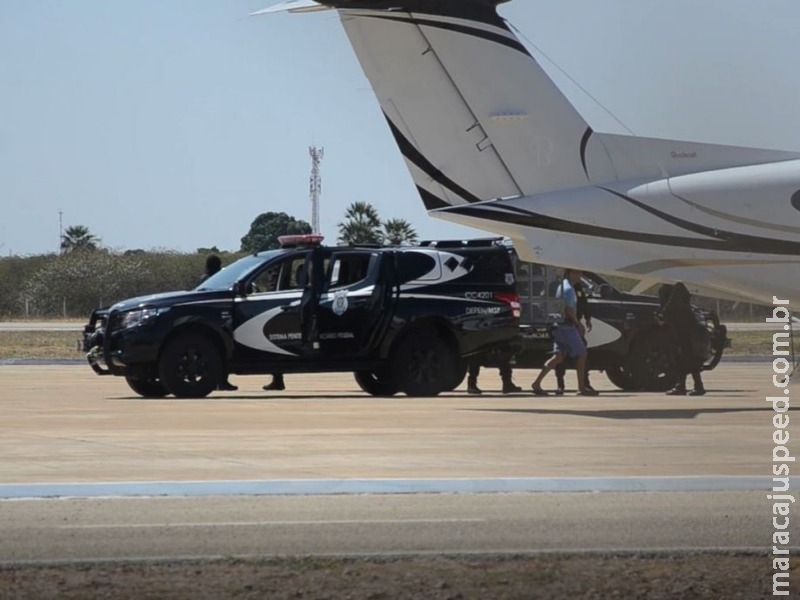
505, 273, 515, 285
332, 290, 349, 316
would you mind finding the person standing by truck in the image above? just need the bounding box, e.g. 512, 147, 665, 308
466, 355, 522, 395
531, 269, 598, 396
657, 282, 706, 396
554, 277, 595, 395
198, 254, 238, 392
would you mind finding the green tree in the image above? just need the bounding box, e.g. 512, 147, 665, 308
337, 202, 383, 245
382, 218, 418, 246
61, 225, 100, 253
240, 212, 312, 253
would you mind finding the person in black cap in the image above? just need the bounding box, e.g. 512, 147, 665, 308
198, 254, 222, 286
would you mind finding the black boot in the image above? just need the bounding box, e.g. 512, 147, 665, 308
467, 377, 482, 395
689, 372, 705, 395
502, 380, 522, 394
263, 374, 285, 391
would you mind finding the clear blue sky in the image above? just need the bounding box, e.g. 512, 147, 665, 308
2, 0, 799, 256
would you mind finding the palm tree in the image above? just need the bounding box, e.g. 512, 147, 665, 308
382, 218, 418, 246
61, 225, 100, 253
337, 202, 383, 245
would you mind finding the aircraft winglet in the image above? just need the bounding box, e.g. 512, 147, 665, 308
250, 0, 328, 16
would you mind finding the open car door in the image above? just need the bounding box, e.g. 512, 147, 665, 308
314, 249, 396, 358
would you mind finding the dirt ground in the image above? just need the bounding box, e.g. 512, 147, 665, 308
0, 554, 796, 600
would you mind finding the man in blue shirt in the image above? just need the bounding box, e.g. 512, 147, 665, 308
554, 278, 594, 394
531, 269, 598, 396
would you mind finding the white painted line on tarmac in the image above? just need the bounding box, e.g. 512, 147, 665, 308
1, 476, 794, 499
58, 518, 487, 530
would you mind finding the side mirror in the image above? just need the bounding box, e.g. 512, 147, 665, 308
599, 284, 613, 299
234, 281, 247, 296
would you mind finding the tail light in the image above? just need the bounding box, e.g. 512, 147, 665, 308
494, 292, 521, 319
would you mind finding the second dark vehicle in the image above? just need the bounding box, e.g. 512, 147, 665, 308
509, 259, 728, 391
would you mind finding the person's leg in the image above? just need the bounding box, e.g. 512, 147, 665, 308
580, 334, 594, 391
532, 353, 563, 395
554, 362, 566, 395
575, 353, 597, 395
689, 370, 705, 395
500, 359, 521, 394
558, 327, 597, 396
668, 334, 692, 395
667, 374, 688, 395
467, 361, 482, 394
263, 373, 286, 391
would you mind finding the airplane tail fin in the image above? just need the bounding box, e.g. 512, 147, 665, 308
258, 0, 800, 208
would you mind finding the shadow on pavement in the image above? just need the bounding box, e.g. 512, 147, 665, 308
466, 406, 800, 420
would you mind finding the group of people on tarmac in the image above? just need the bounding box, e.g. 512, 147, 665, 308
201, 254, 704, 397
468, 268, 705, 397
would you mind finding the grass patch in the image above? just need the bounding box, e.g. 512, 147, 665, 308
0, 331, 83, 360
726, 331, 798, 357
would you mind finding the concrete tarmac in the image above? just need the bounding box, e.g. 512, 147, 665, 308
0, 363, 790, 482
0, 362, 796, 561
0, 492, 781, 563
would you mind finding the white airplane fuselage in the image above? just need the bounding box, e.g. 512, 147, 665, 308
257, 0, 800, 306
438, 159, 800, 305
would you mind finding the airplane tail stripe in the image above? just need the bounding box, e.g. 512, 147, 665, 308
385, 114, 482, 203
335, 0, 508, 29
416, 186, 450, 210
579, 127, 593, 179
450, 204, 733, 251
365, 14, 530, 56
598, 186, 800, 255
492, 198, 800, 256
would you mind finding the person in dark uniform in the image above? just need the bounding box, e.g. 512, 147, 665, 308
554, 277, 595, 395
257, 266, 286, 392
198, 254, 222, 287
657, 282, 705, 396
466, 353, 522, 395
198, 255, 238, 392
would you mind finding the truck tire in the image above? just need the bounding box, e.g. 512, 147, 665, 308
604, 363, 637, 391
125, 376, 169, 398
158, 333, 221, 398
392, 333, 455, 397
629, 332, 678, 392
354, 370, 400, 396
443, 359, 468, 392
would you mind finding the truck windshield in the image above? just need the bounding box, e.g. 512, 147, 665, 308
195, 252, 282, 292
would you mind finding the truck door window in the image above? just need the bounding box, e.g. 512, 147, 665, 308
248, 255, 306, 295
396, 251, 440, 283
328, 253, 373, 289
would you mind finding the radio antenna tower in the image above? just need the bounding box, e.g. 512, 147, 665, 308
308, 146, 324, 234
